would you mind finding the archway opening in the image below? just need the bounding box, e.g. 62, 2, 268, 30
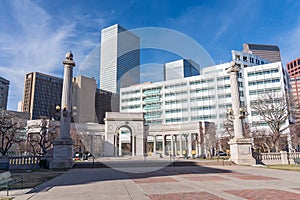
118, 126, 133, 156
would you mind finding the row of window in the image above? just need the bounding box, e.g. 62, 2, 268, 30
165, 91, 187, 97
190, 105, 216, 111
249, 88, 281, 95
165, 83, 187, 89
190, 78, 214, 85
247, 69, 279, 77
144, 103, 161, 109
165, 117, 189, 123
248, 78, 280, 86
121, 105, 140, 110
191, 115, 217, 121
121, 90, 140, 96
165, 108, 188, 114
122, 97, 140, 103
217, 76, 230, 81
165, 99, 188, 105
190, 87, 215, 93
190, 95, 215, 101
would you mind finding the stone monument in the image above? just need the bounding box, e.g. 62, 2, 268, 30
50, 52, 75, 169
227, 61, 256, 165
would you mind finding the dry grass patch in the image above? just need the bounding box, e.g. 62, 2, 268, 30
265, 164, 300, 172
7, 169, 65, 189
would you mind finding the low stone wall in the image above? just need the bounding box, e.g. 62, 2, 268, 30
260, 151, 300, 165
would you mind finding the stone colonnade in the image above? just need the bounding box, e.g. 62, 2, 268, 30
149, 133, 200, 158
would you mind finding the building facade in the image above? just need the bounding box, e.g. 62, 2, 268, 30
287, 57, 300, 110
72, 75, 120, 124
242, 43, 281, 63
120, 51, 288, 134
164, 59, 200, 81
22, 72, 63, 120
22, 72, 119, 123
100, 24, 140, 94
95, 89, 119, 124
0, 76, 9, 110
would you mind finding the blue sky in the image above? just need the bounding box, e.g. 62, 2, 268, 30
0, 0, 300, 110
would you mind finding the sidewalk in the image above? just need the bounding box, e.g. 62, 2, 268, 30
3, 164, 300, 200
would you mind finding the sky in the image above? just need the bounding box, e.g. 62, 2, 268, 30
0, 0, 300, 110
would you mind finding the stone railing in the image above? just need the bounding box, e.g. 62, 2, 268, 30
9, 156, 42, 170
259, 151, 300, 165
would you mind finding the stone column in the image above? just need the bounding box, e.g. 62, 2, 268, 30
50, 52, 75, 169
188, 133, 193, 158
114, 135, 118, 156
119, 133, 122, 156
174, 135, 177, 156
179, 134, 183, 157
227, 61, 255, 165
162, 135, 166, 157
153, 135, 156, 156
170, 134, 174, 156
131, 135, 135, 157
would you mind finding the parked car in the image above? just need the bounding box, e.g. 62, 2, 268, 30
218, 151, 227, 156
73, 152, 81, 161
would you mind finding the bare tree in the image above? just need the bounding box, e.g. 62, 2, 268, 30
220, 116, 251, 151
221, 118, 234, 139
286, 93, 300, 151
0, 110, 27, 156
202, 122, 218, 158
27, 118, 59, 156
251, 93, 289, 152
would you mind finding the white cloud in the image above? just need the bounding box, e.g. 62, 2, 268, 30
278, 19, 300, 64
0, 1, 107, 110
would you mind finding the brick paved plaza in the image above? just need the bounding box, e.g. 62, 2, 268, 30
3, 161, 300, 200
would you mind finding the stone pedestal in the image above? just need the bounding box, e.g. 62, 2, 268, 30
49, 139, 73, 169
0, 155, 9, 170
229, 138, 256, 165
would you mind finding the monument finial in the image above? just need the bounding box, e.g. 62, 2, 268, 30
65, 51, 73, 61
63, 51, 75, 67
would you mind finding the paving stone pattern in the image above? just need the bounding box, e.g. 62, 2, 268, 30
147, 192, 225, 200
6, 163, 300, 200
225, 189, 300, 200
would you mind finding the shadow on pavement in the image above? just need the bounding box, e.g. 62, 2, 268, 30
27, 159, 233, 194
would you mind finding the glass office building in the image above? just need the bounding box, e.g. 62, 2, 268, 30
100, 24, 140, 94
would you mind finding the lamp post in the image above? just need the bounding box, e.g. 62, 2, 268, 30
227, 61, 256, 165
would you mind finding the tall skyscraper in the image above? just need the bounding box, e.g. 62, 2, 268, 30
243, 43, 281, 63
100, 24, 140, 94
22, 72, 63, 120
0, 76, 9, 110
164, 59, 200, 81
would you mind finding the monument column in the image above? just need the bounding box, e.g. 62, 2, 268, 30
50, 52, 75, 169
227, 61, 255, 165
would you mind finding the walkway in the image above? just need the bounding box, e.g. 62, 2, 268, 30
3, 162, 300, 200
